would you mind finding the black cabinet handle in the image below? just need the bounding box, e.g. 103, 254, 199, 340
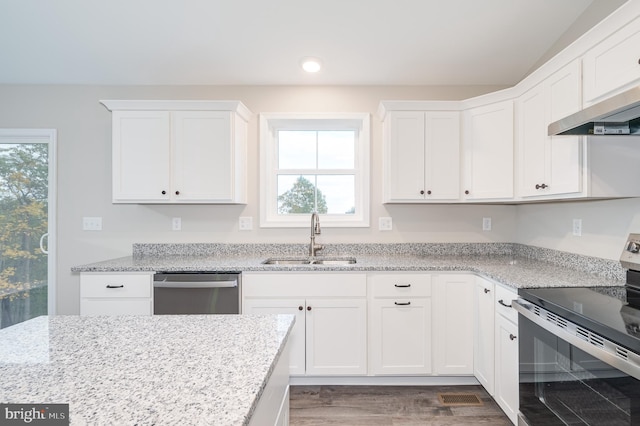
420, 190, 425, 195
298, 306, 303, 311
509, 334, 517, 341
307, 306, 312, 311
106, 284, 124, 289
394, 301, 411, 306
498, 299, 512, 308
484, 288, 490, 294
427, 190, 432, 195
161, 190, 166, 195
394, 284, 411, 288
465, 190, 470, 195
535, 183, 548, 190
175, 191, 180, 195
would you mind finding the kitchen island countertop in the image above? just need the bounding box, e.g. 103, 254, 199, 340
0, 314, 294, 425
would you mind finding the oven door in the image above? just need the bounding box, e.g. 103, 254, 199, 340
514, 299, 640, 426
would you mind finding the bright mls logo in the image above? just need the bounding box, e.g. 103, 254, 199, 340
0, 404, 68, 425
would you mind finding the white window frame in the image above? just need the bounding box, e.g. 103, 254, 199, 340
259, 113, 370, 228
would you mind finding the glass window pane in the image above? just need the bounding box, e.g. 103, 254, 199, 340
317, 131, 355, 169
277, 175, 320, 214
278, 131, 316, 169
316, 175, 355, 215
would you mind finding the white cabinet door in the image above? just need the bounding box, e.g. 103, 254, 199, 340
112, 111, 171, 202
385, 111, 426, 201
432, 274, 474, 375
546, 61, 583, 197
583, 15, 640, 103
369, 297, 432, 375
518, 60, 583, 199
425, 111, 460, 200
517, 85, 547, 197
305, 298, 367, 375
243, 298, 307, 376
474, 278, 495, 395
384, 110, 460, 202
172, 111, 234, 202
495, 314, 519, 425
463, 101, 514, 200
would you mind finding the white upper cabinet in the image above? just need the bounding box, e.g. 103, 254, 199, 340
583, 15, 640, 104
517, 60, 584, 199
103, 100, 250, 204
381, 107, 460, 202
463, 100, 514, 201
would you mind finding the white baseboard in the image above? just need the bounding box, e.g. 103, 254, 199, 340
289, 375, 480, 386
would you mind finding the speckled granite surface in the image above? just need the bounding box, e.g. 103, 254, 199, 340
72, 243, 626, 290
0, 314, 294, 426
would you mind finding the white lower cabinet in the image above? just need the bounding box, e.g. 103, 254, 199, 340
474, 276, 519, 425
242, 273, 367, 376
368, 273, 432, 375
495, 312, 519, 425
432, 274, 475, 375
80, 272, 154, 316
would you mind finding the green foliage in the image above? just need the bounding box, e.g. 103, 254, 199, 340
278, 176, 328, 214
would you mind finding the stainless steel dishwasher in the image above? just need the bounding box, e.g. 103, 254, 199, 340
153, 272, 241, 314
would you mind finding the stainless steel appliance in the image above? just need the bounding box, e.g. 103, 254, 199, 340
153, 272, 241, 315
513, 235, 640, 425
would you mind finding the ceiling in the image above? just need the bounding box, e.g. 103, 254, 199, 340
0, 0, 626, 86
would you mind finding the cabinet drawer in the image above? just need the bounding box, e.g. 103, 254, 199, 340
80, 299, 152, 316
495, 284, 518, 324
81, 273, 153, 298
369, 274, 431, 298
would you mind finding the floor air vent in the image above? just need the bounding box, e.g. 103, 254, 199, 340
438, 393, 483, 406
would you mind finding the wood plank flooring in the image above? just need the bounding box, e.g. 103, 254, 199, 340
290, 385, 511, 425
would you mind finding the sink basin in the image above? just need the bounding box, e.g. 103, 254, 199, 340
262, 257, 356, 265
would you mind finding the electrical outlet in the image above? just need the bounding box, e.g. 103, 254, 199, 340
172, 217, 182, 231
482, 217, 492, 231
379, 217, 393, 231
572, 219, 582, 237
82, 217, 102, 231
239, 216, 253, 231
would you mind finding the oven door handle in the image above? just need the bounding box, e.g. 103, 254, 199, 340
153, 280, 238, 289
513, 299, 640, 380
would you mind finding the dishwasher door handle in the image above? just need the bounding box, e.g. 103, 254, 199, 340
153, 280, 238, 289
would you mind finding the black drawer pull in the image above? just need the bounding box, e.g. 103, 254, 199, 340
484, 288, 490, 294
394, 301, 411, 306
498, 299, 512, 308
394, 284, 411, 288
509, 334, 517, 341
106, 284, 124, 289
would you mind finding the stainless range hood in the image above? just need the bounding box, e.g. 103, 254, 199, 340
548, 85, 640, 136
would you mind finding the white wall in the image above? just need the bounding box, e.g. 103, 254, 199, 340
515, 198, 640, 261
0, 84, 517, 314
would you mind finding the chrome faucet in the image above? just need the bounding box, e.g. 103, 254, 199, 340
309, 212, 324, 257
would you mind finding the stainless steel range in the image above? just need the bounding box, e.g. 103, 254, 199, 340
513, 235, 640, 426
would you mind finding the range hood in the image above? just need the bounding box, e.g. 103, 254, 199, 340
548, 85, 640, 136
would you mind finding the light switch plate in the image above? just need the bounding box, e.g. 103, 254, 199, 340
82, 217, 102, 231
482, 217, 492, 231
172, 217, 182, 231
379, 217, 393, 231
239, 216, 253, 231
573, 219, 582, 236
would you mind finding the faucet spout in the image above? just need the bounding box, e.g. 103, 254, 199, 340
309, 212, 324, 257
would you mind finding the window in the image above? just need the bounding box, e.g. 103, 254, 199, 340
260, 113, 370, 227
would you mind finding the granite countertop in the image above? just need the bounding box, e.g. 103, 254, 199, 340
0, 314, 295, 425
71, 242, 626, 290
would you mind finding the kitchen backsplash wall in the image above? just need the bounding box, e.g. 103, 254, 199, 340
0, 83, 636, 314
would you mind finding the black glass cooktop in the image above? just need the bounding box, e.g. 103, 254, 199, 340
518, 287, 640, 354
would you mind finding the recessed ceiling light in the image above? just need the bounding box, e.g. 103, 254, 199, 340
301, 57, 322, 73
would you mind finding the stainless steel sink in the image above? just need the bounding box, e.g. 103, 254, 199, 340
262, 257, 356, 265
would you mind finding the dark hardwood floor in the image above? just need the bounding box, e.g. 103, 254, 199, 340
290, 385, 511, 425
